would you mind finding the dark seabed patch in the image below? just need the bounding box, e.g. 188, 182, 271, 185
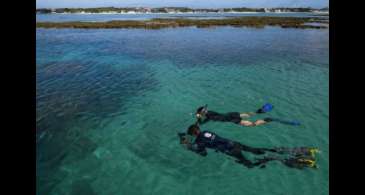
36, 52, 158, 194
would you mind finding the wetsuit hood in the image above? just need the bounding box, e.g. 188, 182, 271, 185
196, 104, 208, 115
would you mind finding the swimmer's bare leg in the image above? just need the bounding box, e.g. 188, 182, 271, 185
239, 112, 256, 118
240, 119, 268, 127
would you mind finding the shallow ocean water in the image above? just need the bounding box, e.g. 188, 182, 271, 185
36, 26, 329, 195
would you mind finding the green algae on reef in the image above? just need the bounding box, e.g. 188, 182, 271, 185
36, 17, 328, 29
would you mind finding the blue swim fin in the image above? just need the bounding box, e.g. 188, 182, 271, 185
256, 103, 274, 113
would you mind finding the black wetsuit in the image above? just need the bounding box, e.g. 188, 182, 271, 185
188, 130, 274, 168
197, 111, 242, 125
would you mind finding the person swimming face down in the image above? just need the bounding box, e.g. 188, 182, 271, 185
180, 125, 318, 169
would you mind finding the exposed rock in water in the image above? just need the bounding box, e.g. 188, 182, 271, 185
36, 17, 329, 29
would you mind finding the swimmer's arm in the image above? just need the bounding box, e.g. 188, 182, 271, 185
179, 135, 207, 156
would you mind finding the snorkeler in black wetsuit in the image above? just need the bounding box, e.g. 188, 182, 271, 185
195, 104, 301, 127
195, 104, 274, 127
178, 125, 318, 169
179, 124, 276, 168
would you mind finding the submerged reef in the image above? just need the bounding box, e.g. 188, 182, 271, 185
37, 17, 328, 29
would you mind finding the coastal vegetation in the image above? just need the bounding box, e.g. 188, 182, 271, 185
36, 17, 328, 29
36, 6, 329, 14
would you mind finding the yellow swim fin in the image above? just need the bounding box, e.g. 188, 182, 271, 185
309, 148, 320, 158
298, 158, 316, 168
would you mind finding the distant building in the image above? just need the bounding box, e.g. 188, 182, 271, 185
274, 9, 282, 13
165, 8, 176, 13
144, 7, 152, 13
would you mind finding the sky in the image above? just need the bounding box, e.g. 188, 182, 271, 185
36, 0, 329, 9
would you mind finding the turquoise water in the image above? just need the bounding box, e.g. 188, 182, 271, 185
36, 26, 329, 195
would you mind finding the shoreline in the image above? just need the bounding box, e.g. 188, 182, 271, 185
37, 11, 329, 15
36, 17, 329, 29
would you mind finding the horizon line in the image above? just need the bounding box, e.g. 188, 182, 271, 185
36, 6, 329, 9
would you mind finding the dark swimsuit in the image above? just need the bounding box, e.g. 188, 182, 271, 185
189, 131, 271, 167
190, 130, 236, 155
198, 111, 242, 124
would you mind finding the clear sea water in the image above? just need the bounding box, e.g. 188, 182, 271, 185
36, 21, 329, 195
